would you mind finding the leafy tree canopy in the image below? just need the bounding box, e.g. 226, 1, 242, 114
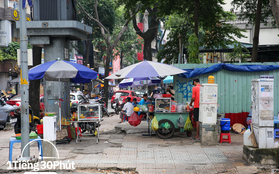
231, 0, 276, 27
77, 0, 116, 40
156, 0, 245, 64
0, 42, 32, 61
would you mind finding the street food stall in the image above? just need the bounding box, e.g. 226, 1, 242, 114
152, 97, 190, 139
71, 103, 102, 144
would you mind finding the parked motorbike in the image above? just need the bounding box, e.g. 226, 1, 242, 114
113, 97, 123, 115
96, 97, 110, 117
7, 106, 41, 134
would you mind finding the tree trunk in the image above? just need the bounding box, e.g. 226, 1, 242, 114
194, 0, 199, 38
144, 40, 152, 61
29, 46, 42, 118
104, 47, 111, 108
269, 0, 279, 26
194, 0, 199, 58
251, 0, 263, 62
120, 50, 123, 69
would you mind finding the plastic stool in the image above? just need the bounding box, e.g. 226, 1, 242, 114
9, 136, 43, 162
220, 133, 231, 143
274, 129, 279, 139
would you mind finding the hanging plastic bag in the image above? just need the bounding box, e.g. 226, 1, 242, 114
128, 112, 141, 127
151, 116, 159, 131
177, 114, 185, 128
164, 122, 171, 129
184, 116, 193, 131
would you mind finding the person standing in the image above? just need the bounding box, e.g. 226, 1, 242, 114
190, 78, 201, 140
120, 97, 134, 123
150, 86, 160, 98
165, 86, 175, 100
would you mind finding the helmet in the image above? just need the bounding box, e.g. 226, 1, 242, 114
134, 107, 139, 112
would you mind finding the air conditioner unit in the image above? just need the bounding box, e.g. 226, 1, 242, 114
0, 20, 12, 47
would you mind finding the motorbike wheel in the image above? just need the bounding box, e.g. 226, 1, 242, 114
14, 125, 21, 134
115, 108, 119, 115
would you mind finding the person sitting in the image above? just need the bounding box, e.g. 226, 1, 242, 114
119, 97, 134, 123
139, 93, 149, 120
7, 87, 16, 99
132, 98, 138, 107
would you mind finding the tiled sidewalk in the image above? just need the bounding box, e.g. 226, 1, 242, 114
0, 124, 272, 174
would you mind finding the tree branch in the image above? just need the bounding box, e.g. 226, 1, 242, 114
133, 17, 144, 38
75, 0, 109, 36
94, 0, 108, 43
111, 9, 140, 49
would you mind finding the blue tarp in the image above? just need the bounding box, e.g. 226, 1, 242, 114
179, 63, 279, 78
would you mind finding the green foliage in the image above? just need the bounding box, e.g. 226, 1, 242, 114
228, 42, 250, 62
231, 0, 276, 27
156, 0, 245, 64
0, 42, 32, 61
77, 0, 116, 40
188, 34, 200, 63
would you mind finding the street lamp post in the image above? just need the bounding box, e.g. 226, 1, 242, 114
20, 0, 30, 158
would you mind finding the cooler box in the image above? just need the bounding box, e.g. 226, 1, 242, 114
43, 116, 57, 141
220, 118, 230, 133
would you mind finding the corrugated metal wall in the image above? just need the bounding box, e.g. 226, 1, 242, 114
173, 63, 279, 114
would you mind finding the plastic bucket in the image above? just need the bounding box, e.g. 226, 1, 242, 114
171, 105, 176, 112
148, 105, 154, 112
220, 118, 230, 133
37, 124, 43, 134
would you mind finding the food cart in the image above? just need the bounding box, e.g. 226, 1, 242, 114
154, 98, 190, 139
71, 103, 101, 144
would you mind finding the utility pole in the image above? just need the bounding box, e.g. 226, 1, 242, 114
20, 0, 30, 158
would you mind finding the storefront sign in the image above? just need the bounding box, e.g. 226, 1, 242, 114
75, 54, 83, 64
13, 10, 31, 21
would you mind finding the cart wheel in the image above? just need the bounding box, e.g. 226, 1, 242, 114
156, 119, 175, 139
186, 131, 192, 137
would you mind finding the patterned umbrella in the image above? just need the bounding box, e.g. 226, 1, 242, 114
28, 59, 97, 129
119, 77, 161, 88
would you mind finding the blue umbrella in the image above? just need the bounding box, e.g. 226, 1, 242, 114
29, 60, 97, 83
28, 59, 97, 129
163, 76, 173, 84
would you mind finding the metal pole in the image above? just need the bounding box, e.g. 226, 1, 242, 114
59, 78, 61, 130
20, 0, 30, 158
